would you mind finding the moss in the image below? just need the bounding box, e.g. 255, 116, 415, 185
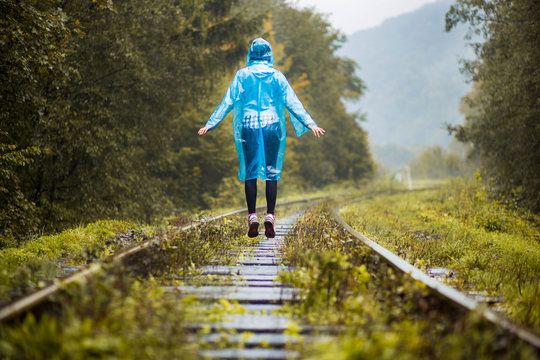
0, 220, 150, 302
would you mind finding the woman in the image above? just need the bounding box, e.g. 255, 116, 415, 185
198, 38, 325, 238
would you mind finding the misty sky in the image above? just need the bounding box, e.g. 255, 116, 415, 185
288, 0, 439, 34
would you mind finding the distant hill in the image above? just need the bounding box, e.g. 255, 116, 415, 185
341, 0, 472, 149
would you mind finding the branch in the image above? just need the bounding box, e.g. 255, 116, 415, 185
90, 62, 127, 84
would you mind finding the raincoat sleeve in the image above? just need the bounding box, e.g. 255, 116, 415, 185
279, 74, 317, 136
205, 73, 240, 130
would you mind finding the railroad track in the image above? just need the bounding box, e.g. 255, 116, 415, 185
173, 212, 304, 359
0, 196, 327, 323
1, 192, 539, 359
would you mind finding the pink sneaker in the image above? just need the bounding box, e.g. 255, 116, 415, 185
264, 213, 275, 238
247, 213, 259, 238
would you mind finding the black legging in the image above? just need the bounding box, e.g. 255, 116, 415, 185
245, 179, 277, 214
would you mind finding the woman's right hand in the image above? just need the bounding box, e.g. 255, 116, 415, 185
198, 127, 209, 136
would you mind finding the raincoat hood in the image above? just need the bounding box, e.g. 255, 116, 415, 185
247, 38, 274, 67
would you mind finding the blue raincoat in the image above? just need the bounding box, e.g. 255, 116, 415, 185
205, 38, 317, 181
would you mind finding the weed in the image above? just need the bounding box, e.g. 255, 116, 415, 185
279, 205, 538, 358
341, 176, 540, 330
0, 267, 202, 359
0, 215, 252, 359
0, 220, 151, 303
122, 216, 247, 281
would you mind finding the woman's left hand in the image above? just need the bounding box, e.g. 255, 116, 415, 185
311, 126, 326, 137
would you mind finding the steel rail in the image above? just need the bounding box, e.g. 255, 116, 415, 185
0, 194, 330, 322
332, 198, 540, 350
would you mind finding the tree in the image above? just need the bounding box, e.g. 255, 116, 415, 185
1, 0, 262, 236
409, 146, 465, 179
0, 138, 41, 241
446, 0, 540, 211
0, 0, 73, 238
1, 0, 373, 239
38, 0, 262, 225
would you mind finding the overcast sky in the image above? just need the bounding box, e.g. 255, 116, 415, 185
287, 0, 439, 34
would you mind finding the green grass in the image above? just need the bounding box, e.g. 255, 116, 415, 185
0, 215, 252, 359
0, 220, 153, 302
340, 175, 540, 331
1, 220, 149, 268
278, 205, 537, 359
0, 269, 203, 359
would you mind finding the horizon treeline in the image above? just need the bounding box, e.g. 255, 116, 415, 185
0, 0, 373, 242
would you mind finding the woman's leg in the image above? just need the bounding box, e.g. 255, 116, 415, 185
264, 180, 277, 238
266, 180, 277, 214
245, 179, 257, 214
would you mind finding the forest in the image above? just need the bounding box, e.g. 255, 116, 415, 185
2, 0, 539, 241
1, 0, 374, 242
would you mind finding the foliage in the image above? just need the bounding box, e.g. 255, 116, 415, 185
1, 0, 262, 237
446, 0, 540, 212
0, 220, 147, 303
1, 0, 374, 240
279, 205, 537, 358
409, 145, 473, 179
0, 0, 72, 238
341, 177, 540, 330
0, 139, 41, 240
40, 0, 260, 226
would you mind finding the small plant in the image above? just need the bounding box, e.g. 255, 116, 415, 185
122, 216, 246, 281
278, 206, 538, 358
0, 220, 150, 303
0, 215, 251, 359
0, 267, 203, 359
341, 176, 540, 330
